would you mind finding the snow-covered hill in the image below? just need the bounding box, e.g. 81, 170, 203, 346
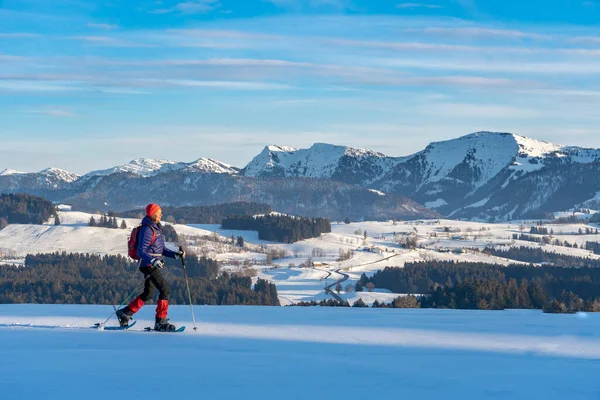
242, 143, 403, 186
1, 304, 600, 399
0, 168, 24, 176
4, 208, 600, 306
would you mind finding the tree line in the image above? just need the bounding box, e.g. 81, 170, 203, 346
586, 242, 600, 255
118, 202, 272, 224
221, 214, 331, 243
512, 233, 583, 248
88, 215, 178, 243
354, 261, 600, 313
530, 226, 599, 235
482, 246, 600, 267
89, 215, 127, 229
0, 252, 279, 306
0, 193, 56, 227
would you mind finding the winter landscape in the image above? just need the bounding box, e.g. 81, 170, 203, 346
3, 201, 600, 398
4, 0, 600, 398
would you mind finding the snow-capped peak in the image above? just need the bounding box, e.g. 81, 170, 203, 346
511, 134, 563, 158
461, 131, 568, 158
266, 145, 298, 153
38, 168, 80, 183
84, 157, 239, 179
413, 131, 598, 188
186, 158, 239, 174
410, 131, 522, 189
242, 142, 401, 182
0, 169, 24, 176
85, 158, 185, 178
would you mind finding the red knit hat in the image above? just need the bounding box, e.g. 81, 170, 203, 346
146, 203, 162, 217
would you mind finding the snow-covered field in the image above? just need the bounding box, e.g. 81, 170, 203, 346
3, 208, 600, 305
1, 304, 600, 399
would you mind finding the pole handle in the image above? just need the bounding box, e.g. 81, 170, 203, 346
179, 245, 186, 267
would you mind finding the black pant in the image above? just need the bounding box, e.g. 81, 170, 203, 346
139, 266, 170, 302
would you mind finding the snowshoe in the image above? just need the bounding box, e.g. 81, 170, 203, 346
154, 318, 176, 332
116, 308, 133, 327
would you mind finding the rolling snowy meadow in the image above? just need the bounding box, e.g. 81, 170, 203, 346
2, 305, 600, 399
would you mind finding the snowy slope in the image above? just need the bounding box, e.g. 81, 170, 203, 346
413, 131, 520, 190
384, 131, 600, 194
242, 142, 403, 185
377, 132, 600, 220
37, 167, 80, 183
238, 132, 600, 221
0, 167, 80, 192
5, 209, 600, 304
2, 305, 600, 399
0, 210, 205, 258
0, 168, 24, 176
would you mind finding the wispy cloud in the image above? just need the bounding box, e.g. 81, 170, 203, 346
0, 33, 39, 38
330, 37, 600, 56
87, 23, 119, 30
67, 35, 149, 47
326, 38, 529, 53
265, 0, 353, 10
0, 54, 28, 61
421, 103, 542, 119
396, 3, 442, 9
150, 0, 220, 14
568, 35, 600, 44
518, 89, 600, 98
383, 58, 600, 74
154, 79, 292, 90
0, 80, 82, 92
165, 29, 282, 40
29, 109, 77, 117
406, 27, 551, 40
355, 75, 522, 89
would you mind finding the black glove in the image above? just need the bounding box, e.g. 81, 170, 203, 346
174, 250, 186, 260
151, 258, 165, 269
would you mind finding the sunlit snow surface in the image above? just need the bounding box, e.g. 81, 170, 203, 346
1, 305, 600, 399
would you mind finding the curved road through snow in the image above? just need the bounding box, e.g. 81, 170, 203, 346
323, 253, 401, 303
324, 269, 349, 302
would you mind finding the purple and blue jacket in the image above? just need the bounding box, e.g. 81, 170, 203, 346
137, 216, 177, 266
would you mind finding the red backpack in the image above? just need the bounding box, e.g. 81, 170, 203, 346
128, 224, 157, 260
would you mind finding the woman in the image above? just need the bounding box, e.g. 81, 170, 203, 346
117, 203, 184, 331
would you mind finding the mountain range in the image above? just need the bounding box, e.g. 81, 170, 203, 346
2, 131, 600, 221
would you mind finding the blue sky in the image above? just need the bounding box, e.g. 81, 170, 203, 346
1, 0, 600, 173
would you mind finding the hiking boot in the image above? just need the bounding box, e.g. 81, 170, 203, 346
116, 307, 133, 327
154, 317, 176, 332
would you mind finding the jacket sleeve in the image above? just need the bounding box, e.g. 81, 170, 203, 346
137, 225, 155, 266
162, 245, 177, 259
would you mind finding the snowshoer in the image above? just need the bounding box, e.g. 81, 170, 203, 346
116, 203, 185, 332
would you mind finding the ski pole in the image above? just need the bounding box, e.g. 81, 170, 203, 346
98, 274, 150, 327
180, 246, 198, 331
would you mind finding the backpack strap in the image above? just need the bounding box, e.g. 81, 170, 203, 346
141, 223, 157, 246
137, 224, 159, 258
